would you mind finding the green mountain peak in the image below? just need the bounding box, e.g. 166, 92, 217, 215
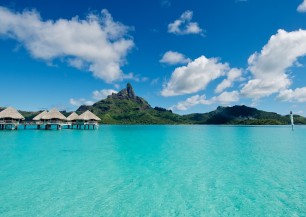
4, 83, 305, 124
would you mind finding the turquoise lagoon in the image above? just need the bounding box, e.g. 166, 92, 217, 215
0, 125, 305, 216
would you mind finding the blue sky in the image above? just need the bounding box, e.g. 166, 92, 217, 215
1, 0, 306, 115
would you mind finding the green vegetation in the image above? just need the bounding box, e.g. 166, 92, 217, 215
2, 84, 306, 125
76, 84, 185, 124
180, 105, 306, 125
75, 83, 306, 125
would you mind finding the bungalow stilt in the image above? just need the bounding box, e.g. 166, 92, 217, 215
78, 110, 101, 130
0, 107, 25, 130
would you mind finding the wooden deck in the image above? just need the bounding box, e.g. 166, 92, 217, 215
0, 121, 98, 130
0, 122, 19, 130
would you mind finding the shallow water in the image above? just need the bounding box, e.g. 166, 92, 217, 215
0, 125, 305, 216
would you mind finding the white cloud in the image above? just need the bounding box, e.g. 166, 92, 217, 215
170, 94, 211, 111
0, 7, 134, 83
114, 84, 120, 89
159, 51, 190, 65
277, 87, 306, 102
69, 98, 94, 106
70, 88, 118, 107
161, 55, 231, 96
241, 77, 291, 99
67, 58, 87, 70
122, 72, 148, 82
92, 89, 118, 100
297, 0, 306, 12
241, 29, 306, 99
168, 10, 204, 35
210, 91, 240, 104
215, 68, 243, 93
170, 91, 240, 111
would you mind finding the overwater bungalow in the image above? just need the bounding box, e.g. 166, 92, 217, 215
0, 107, 25, 130
32, 110, 48, 129
78, 110, 101, 129
67, 112, 79, 129
41, 108, 67, 130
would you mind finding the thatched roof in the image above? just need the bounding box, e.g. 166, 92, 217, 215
0, 107, 25, 120
33, 110, 48, 121
78, 110, 101, 121
41, 108, 67, 120
67, 112, 79, 121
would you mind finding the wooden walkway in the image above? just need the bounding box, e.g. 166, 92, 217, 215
0, 121, 98, 130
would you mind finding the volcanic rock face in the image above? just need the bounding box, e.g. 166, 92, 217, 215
74, 83, 306, 125
109, 83, 136, 100
126, 83, 136, 99
106, 83, 151, 110
77, 83, 152, 115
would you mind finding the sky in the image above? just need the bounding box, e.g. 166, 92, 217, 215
1, 0, 306, 115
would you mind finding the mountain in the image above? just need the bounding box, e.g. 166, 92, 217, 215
2, 83, 306, 124
182, 105, 306, 125
76, 83, 306, 125
76, 83, 185, 124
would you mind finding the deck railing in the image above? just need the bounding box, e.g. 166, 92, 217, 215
85, 121, 98, 125
0, 120, 20, 124
46, 120, 64, 124
34, 121, 46, 125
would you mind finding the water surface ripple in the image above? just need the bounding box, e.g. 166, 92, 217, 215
0, 125, 305, 216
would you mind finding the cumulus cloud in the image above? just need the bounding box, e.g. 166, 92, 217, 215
159, 51, 190, 65
164, 29, 306, 106
0, 6, 134, 83
168, 10, 204, 35
277, 87, 306, 102
121, 72, 148, 83
210, 91, 240, 104
170, 94, 211, 111
241, 29, 306, 99
67, 58, 87, 70
161, 56, 231, 96
70, 88, 118, 107
92, 89, 118, 100
69, 98, 94, 107
170, 91, 240, 111
297, 0, 306, 12
215, 68, 243, 93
